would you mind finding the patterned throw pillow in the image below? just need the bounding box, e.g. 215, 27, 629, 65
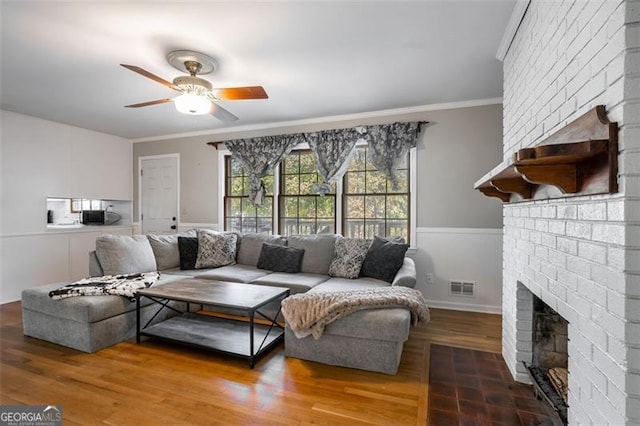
328, 237, 372, 279
257, 243, 305, 273
195, 229, 238, 269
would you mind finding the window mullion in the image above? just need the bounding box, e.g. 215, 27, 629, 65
273, 164, 280, 235
336, 178, 343, 235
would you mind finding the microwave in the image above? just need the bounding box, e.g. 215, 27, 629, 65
81, 210, 105, 225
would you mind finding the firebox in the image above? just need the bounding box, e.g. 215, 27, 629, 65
524, 295, 569, 424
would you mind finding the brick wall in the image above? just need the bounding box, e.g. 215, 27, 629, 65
501, 0, 640, 423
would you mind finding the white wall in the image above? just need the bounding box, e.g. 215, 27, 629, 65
500, 1, 639, 423
414, 227, 503, 313
0, 111, 134, 303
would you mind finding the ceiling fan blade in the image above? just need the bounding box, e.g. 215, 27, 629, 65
213, 86, 268, 100
210, 103, 239, 122
124, 98, 172, 108
120, 64, 179, 91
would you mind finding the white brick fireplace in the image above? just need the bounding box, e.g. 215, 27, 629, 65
499, 0, 640, 424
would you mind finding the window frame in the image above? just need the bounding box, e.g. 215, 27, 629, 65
342, 144, 411, 242
222, 155, 275, 234
278, 149, 337, 236
217, 142, 416, 246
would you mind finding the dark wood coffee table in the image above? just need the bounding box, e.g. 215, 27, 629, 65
136, 278, 289, 368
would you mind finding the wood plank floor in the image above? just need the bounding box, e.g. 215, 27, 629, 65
0, 302, 501, 425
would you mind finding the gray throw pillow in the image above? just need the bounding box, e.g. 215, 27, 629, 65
195, 229, 238, 269
328, 237, 372, 279
147, 229, 197, 270
360, 236, 409, 283
178, 236, 198, 270
257, 243, 305, 273
95, 235, 157, 275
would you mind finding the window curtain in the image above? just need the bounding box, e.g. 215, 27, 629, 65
360, 122, 423, 190
224, 135, 300, 206
305, 128, 363, 196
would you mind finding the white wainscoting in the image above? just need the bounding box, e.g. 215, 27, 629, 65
132, 223, 219, 234
412, 227, 503, 314
0, 227, 133, 304
177, 223, 220, 233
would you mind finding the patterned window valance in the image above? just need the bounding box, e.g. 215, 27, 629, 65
305, 128, 364, 196
224, 135, 300, 206
360, 122, 423, 190
216, 121, 424, 205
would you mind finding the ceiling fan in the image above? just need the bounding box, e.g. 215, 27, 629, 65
121, 50, 268, 122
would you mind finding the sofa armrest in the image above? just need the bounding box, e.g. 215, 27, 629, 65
392, 257, 416, 288
89, 251, 104, 277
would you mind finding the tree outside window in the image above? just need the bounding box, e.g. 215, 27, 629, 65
279, 151, 335, 235
224, 156, 273, 234
343, 146, 409, 242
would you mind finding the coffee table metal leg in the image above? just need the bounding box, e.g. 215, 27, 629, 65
136, 295, 141, 343
249, 309, 255, 368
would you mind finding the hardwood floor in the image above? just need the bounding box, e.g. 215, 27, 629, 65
0, 302, 501, 425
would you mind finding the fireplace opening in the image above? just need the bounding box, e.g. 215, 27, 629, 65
524, 295, 569, 424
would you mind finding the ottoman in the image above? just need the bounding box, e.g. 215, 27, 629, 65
284, 307, 411, 375
21, 275, 188, 353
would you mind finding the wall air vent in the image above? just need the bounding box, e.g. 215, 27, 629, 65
450, 280, 475, 297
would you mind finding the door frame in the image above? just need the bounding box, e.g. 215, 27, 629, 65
138, 153, 180, 233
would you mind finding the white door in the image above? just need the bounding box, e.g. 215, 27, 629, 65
140, 155, 179, 234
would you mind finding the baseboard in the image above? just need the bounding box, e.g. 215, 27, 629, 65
427, 300, 502, 315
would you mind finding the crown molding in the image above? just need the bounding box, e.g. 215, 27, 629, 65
130, 97, 502, 143
496, 0, 530, 62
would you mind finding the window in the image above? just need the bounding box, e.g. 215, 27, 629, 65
221, 144, 413, 243
224, 156, 274, 234
343, 146, 409, 240
70, 199, 103, 212
279, 151, 335, 235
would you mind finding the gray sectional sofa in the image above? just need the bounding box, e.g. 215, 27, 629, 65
22, 230, 418, 374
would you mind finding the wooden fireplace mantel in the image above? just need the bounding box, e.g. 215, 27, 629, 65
475, 106, 618, 203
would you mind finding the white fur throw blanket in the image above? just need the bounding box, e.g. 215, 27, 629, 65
282, 286, 430, 339
49, 272, 160, 301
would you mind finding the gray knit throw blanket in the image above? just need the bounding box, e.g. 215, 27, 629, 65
281, 286, 430, 339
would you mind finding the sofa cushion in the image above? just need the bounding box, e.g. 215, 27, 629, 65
287, 234, 337, 275
257, 243, 305, 273
311, 277, 390, 293
178, 236, 199, 270
95, 235, 157, 275
195, 229, 238, 269
360, 236, 409, 283
194, 264, 270, 283
251, 272, 329, 294
237, 233, 287, 266
328, 237, 371, 279
147, 230, 197, 270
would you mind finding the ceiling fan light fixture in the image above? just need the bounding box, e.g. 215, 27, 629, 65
174, 93, 212, 115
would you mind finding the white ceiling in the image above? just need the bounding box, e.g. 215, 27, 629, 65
1, 1, 515, 141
